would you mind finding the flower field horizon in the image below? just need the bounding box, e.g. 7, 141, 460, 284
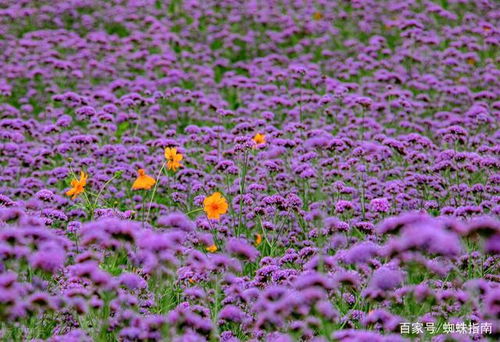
0, 0, 499, 341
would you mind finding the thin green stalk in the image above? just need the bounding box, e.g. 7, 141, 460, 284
145, 161, 166, 223
186, 208, 203, 215
141, 192, 146, 228
237, 150, 249, 236
93, 171, 122, 212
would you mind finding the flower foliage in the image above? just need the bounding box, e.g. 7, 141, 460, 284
0, 0, 499, 341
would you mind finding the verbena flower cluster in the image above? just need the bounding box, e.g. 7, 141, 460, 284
0, 0, 499, 341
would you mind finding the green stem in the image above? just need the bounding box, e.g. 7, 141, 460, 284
142, 192, 146, 228
93, 172, 120, 209
237, 151, 249, 236
145, 161, 166, 223
186, 208, 203, 215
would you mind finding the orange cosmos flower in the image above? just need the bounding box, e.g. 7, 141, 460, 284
164, 147, 183, 171
252, 133, 265, 145
206, 244, 218, 253
66, 171, 88, 199
255, 233, 262, 246
203, 192, 228, 220
132, 169, 156, 190
312, 12, 323, 21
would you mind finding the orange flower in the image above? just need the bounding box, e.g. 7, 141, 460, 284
132, 169, 156, 190
252, 133, 265, 145
66, 171, 87, 199
255, 233, 262, 246
203, 192, 228, 220
206, 244, 218, 253
164, 147, 183, 171
312, 12, 323, 21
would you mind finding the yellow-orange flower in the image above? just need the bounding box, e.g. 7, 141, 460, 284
66, 171, 88, 199
203, 192, 228, 220
206, 244, 218, 253
132, 169, 156, 190
312, 12, 323, 21
255, 233, 262, 246
252, 133, 265, 145
164, 147, 183, 171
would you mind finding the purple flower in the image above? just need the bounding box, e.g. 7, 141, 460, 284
369, 198, 390, 213
335, 200, 354, 213
368, 267, 404, 291
29, 243, 66, 273
35, 189, 55, 202
157, 212, 195, 232
344, 242, 379, 264
484, 287, 500, 319
484, 234, 500, 255
119, 273, 147, 290
218, 305, 245, 323
226, 238, 259, 262
293, 272, 334, 291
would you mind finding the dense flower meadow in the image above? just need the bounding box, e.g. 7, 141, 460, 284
0, 0, 499, 341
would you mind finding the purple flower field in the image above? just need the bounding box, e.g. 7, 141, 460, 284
0, 0, 499, 341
